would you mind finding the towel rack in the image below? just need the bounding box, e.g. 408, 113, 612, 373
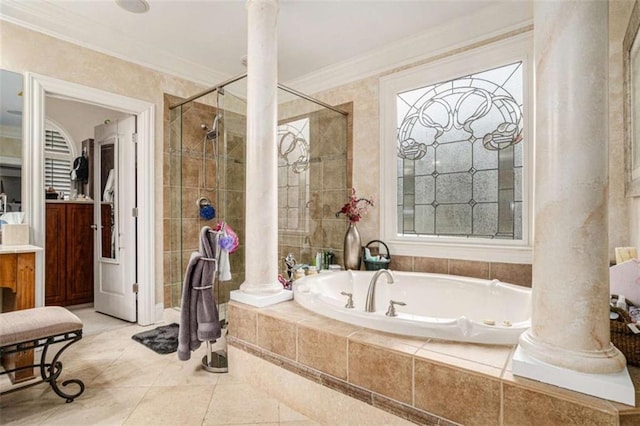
203, 227, 228, 373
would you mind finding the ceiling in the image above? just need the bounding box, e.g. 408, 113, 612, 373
0, 0, 529, 90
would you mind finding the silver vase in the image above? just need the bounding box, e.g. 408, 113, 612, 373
343, 222, 361, 270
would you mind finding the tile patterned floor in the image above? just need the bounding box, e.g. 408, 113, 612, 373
0, 308, 320, 426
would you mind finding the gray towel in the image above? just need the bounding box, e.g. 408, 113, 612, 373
177, 227, 222, 361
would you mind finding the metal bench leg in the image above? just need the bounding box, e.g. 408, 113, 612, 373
39, 334, 85, 402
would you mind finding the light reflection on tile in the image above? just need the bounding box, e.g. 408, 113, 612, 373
0, 308, 318, 426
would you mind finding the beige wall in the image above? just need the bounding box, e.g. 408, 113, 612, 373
0, 21, 208, 305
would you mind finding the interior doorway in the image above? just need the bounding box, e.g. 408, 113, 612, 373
24, 73, 156, 326
43, 97, 137, 323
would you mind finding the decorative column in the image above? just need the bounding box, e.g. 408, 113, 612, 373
231, 0, 292, 307
513, 0, 633, 404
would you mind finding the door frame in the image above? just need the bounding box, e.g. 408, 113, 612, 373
23, 73, 156, 325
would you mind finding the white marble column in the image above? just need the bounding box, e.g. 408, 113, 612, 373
232, 0, 291, 306
513, 0, 633, 405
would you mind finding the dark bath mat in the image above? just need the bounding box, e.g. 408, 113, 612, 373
131, 323, 179, 354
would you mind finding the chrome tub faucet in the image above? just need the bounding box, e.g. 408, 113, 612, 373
365, 269, 395, 313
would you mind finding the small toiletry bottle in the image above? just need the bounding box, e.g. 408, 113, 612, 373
327, 249, 335, 266
307, 266, 318, 275
316, 251, 324, 271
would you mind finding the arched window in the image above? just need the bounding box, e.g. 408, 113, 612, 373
44, 120, 75, 198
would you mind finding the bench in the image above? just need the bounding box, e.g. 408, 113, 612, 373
0, 306, 85, 402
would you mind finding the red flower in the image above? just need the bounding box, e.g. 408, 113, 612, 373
335, 188, 374, 223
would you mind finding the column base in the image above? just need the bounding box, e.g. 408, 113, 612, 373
512, 346, 636, 406
230, 289, 293, 308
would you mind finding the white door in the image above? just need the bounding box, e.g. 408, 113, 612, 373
93, 116, 137, 321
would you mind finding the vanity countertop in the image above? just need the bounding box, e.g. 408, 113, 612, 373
0, 244, 43, 254
46, 199, 94, 204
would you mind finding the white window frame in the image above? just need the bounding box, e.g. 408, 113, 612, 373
379, 33, 533, 264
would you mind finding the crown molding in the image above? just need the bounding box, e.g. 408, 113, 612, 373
284, 2, 533, 95
0, 0, 230, 87
1, 0, 533, 97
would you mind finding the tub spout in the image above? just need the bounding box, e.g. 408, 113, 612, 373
365, 269, 394, 313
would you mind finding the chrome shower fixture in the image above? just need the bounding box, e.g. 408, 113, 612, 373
201, 114, 220, 141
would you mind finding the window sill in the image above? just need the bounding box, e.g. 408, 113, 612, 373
385, 238, 532, 264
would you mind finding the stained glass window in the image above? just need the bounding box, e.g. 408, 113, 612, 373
396, 62, 524, 239
277, 117, 310, 231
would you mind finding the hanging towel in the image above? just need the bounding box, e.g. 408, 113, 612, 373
214, 222, 234, 281
218, 247, 231, 281
177, 229, 222, 361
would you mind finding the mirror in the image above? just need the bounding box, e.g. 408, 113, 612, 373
98, 140, 116, 259
625, 2, 640, 197
0, 70, 23, 213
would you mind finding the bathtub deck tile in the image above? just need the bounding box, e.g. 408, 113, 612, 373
228, 302, 258, 345
421, 339, 514, 371
414, 357, 501, 425
415, 348, 503, 379
257, 313, 297, 360
298, 325, 349, 379
260, 300, 323, 323
348, 341, 414, 405
502, 382, 618, 426
297, 316, 363, 336
501, 369, 620, 415
348, 329, 426, 356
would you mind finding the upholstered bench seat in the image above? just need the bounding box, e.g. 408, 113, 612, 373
0, 306, 85, 402
0, 306, 83, 346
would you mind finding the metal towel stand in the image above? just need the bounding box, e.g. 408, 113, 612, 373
198, 227, 229, 373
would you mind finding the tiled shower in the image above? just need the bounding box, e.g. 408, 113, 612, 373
163, 76, 351, 309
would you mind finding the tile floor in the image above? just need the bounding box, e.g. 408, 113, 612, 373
0, 307, 320, 425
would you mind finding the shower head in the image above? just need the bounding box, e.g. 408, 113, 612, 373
201, 114, 220, 141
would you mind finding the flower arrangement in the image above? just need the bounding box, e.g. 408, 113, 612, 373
335, 188, 374, 223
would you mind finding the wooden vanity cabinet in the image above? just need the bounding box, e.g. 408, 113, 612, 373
45, 202, 94, 306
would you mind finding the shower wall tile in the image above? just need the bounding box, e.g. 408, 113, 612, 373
323, 221, 346, 254
181, 187, 201, 219
203, 158, 217, 189
163, 284, 172, 308
169, 187, 181, 220
348, 341, 413, 405
490, 262, 532, 287
323, 190, 346, 220
169, 251, 181, 285
414, 359, 501, 425
449, 259, 490, 279
181, 156, 200, 188
162, 219, 171, 252
323, 158, 347, 190
182, 219, 200, 252
171, 283, 182, 308
257, 314, 297, 361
